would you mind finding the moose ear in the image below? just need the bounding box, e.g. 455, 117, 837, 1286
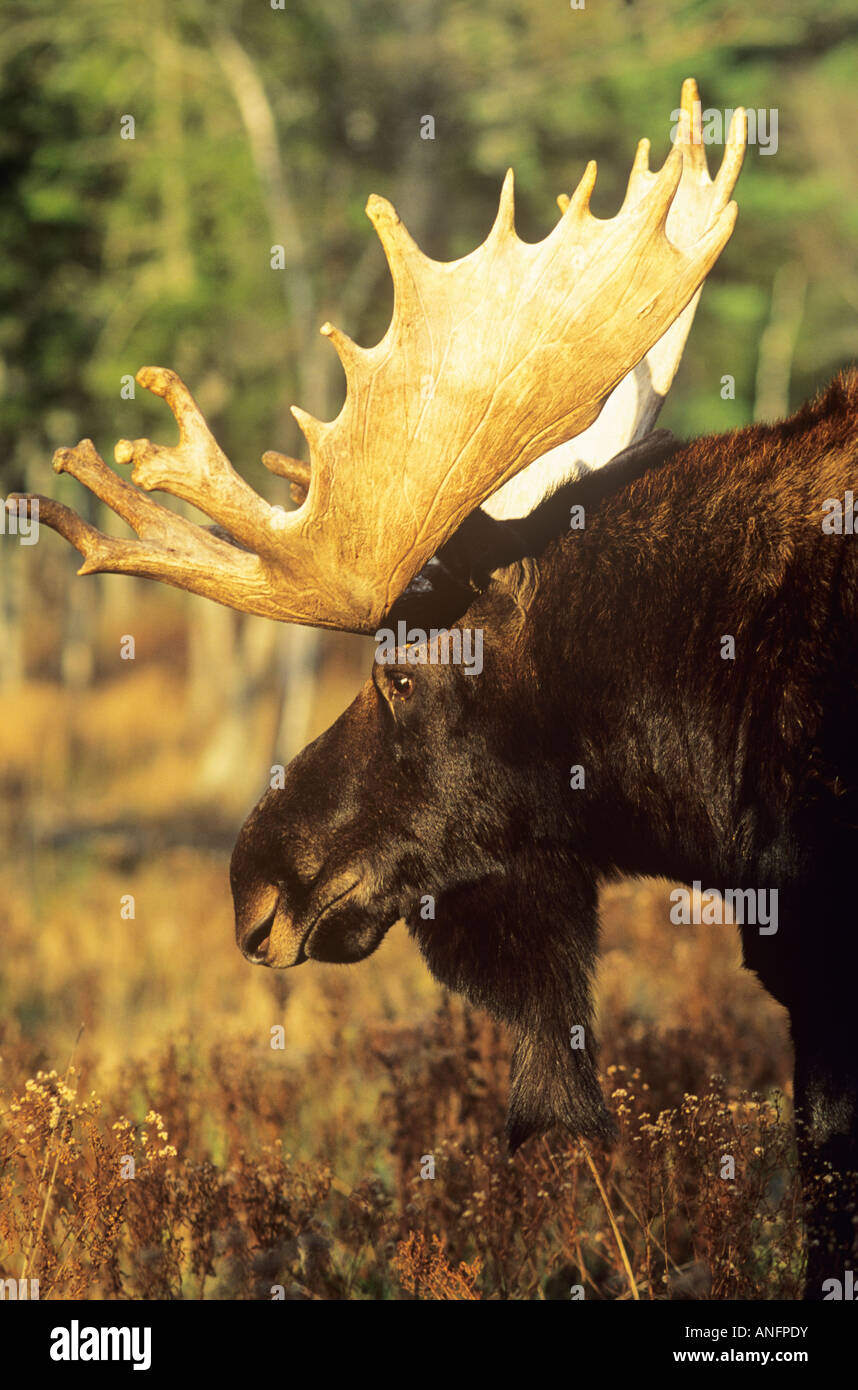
488, 556, 540, 618
506, 1030, 617, 1153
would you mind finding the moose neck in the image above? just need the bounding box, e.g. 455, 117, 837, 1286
409, 839, 615, 1148
524, 439, 778, 895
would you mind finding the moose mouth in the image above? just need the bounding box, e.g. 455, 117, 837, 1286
302, 879, 364, 961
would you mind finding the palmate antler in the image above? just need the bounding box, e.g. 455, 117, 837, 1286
485, 78, 747, 519
11, 82, 744, 634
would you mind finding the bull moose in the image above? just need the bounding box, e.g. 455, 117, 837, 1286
11, 80, 858, 1298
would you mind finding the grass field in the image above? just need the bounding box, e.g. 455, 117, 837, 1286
0, 604, 802, 1300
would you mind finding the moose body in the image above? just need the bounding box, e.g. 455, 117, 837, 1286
18, 79, 855, 1294
232, 374, 858, 1294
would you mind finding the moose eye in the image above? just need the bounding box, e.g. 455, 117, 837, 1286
389, 673, 415, 700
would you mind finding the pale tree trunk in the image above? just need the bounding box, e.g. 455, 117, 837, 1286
58, 466, 97, 690
271, 624, 322, 764
60, 576, 96, 689
754, 263, 807, 423
188, 601, 239, 729
194, 610, 279, 812
0, 540, 25, 687
204, 31, 325, 793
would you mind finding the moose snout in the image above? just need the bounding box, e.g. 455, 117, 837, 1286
234, 881, 280, 963
240, 907, 276, 963
233, 877, 318, 968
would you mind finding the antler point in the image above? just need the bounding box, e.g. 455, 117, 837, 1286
137, 366, 173, 397
366, 193, 395, 224
567, 159, 598, 217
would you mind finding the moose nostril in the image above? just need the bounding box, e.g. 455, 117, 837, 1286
243, 911, 275, 962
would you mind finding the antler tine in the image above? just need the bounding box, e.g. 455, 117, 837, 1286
23, 79, 743, 632
6, 492, 111, 561
111, 367, 287, 556
261, 451, 310, 505
10, 448, 289, 618
52, 436, 181, 540
714, 105, 748, 206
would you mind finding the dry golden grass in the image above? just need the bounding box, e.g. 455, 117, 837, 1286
0, 622, 802, 1299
